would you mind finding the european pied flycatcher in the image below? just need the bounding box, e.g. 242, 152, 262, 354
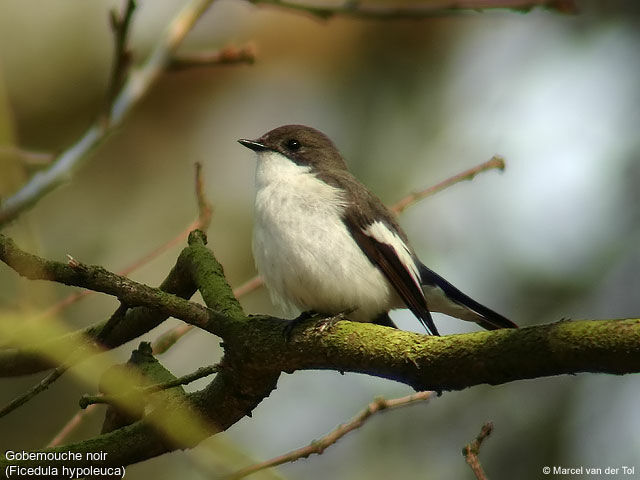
239, 125, 517, 335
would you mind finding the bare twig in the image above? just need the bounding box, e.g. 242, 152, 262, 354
463, 422, 494, 480
225, 391, 435, 479
250, 0, 577, 20
0, 343, 98, 419
143, 364, 220, 393
152, 323, 195, 355
0, 0, 217, 227
194, 162, 214, 231
231, 275, 264, 298
0, 146, 54, 168
171, 44, 257, 70
48, 404, 99, 447
0, 366, 67, 419
0, 234, 218, 330
79, 364, 220, 409
103, 0, 137, 120
391, 156, 505, 214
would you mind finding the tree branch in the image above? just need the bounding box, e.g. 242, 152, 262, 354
0, 232, 224, 333
3, 315, 637, 475
225, 391, 435, 479
236, 315, 640, 391
2, 232, 640, 392
0, 238, 200, 377
1, 232, 639, 477
0, 366, 67, 418
103, 0, 137, 119
248, 0, 578, 20
391, 155, 505, 214
463, 422, 494, 480
79, 364, 221, 409
0, 146, 53, 169
170, 44, 257, 70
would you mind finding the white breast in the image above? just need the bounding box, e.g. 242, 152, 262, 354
252, 151, 395, 321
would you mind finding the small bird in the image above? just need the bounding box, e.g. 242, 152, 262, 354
239, 125, 517, 335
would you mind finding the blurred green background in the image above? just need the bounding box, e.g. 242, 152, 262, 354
1, 0, 639, 478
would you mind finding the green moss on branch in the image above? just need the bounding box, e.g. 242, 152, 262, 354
1, 232, 639, 478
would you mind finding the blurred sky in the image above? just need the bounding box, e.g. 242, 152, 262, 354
0, 1, 639, 479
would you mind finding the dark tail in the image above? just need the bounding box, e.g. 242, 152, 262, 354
418, 263, 518, 331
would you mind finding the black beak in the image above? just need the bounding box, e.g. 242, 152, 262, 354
238, 139, 268, 152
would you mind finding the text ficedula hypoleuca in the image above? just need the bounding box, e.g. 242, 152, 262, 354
239, 124, 517, 335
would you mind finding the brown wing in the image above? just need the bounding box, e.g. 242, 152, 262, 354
344, 213, 439, 336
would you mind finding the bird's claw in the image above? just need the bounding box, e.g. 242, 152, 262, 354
283, 311, 347, 341
314, 314, 343, 333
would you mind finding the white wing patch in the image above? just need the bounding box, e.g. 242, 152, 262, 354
362, 221, 422, 290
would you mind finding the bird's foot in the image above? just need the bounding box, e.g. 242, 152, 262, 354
283, 311, 349, 340
314, 314, 344, 333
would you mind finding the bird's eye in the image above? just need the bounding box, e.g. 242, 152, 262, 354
285, 139, 301, 151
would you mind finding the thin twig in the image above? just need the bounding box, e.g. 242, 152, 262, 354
391, 156, 505, 214
170, 44, 257, 70
0, 366, 67, 419
231, 275, 264, 298
0, 342, 98, 419
142, 364, 220, 393
250, 0, 577, 20
79, 364, 220, 408
47, 344, 219, 447
103, 0, 137, 120
224, 391, 435, 479
48, 404, 99, 447
194, 162, 214, 231
0, 146, 54, 168
463, 421, 494, 480
152, 324, 194, 355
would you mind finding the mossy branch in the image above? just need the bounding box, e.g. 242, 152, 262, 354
1, 231, 639, 389
0, 231, 638, 476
